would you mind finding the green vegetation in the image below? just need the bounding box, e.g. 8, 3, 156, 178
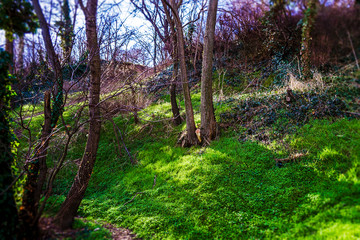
35, 73, 360, 239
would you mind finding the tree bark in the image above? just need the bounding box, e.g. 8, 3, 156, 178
170, 61, 182, 126
55, 0, 102, 230
200, 0, 218, 144
161, 0, 198, 146
300, 0, 317, 80
61, 0, 73, 63
17, 36, 25, 73
153, 30, 157, 73
169, 26, 182, 126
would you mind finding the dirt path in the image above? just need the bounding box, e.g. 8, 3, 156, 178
103, 223, 139, 240
39, 217, 139, 239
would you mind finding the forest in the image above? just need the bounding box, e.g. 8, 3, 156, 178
0, 0, 359, 239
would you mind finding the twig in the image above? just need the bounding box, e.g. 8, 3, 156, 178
152, 175, 157, 189
110, 119, 134, 164
345, 111, 360, 116
111, 120, 123, 158
275, 153, 307, 163
0, 170, 26, 196
347, 30, 360, 70
123, 192, 144, 206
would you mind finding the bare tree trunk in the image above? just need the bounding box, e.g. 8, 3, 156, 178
174, 14, 198, 145
300, 0, 317, 80
169, 28, 182, 126
193, 10, 205, 72
61, 0, 73, 63
161, 0, 198, 146
55, 0, 102, 230
17, 36, 25, 73
153, 30, 157, 73
200, 0, 218, 144
170, 61, 182, 125
19, 91, 51, 240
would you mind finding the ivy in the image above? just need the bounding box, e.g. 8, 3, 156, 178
0, 48, 18, 240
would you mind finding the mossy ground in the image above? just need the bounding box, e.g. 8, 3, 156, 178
16, 71, 360, 239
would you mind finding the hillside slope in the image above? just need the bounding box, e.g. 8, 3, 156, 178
39, 69, 360, 239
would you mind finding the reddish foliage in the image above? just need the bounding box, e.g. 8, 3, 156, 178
214, 0, 360, 72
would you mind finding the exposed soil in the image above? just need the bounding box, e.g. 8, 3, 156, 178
39, 217, 139, 240
39, 217, 80, 239
102, 223, 139, 240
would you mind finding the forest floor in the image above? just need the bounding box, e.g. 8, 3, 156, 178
16, 67, 360, 239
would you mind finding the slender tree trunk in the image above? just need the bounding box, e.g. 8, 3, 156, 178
170, 30, 182, 126
161, 0, 198, 146
193, 11, 204, 73
19, 91, 51, 240
175, 16, 198, 146
153, 31, 157, 73
17, 36, 25, 73
170, 61, 182, 125
300, 0, 317, 80
61, 0, 73, 63
55, 0, 102, 230
200, 0, 218, 144
167, 21, 182, 126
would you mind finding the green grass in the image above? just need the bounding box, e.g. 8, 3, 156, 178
46, 113, 360, 239
16, 77, 360, 239
11, 102, 45, 119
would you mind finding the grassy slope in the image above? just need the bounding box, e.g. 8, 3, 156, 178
39, 83, 360, 239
